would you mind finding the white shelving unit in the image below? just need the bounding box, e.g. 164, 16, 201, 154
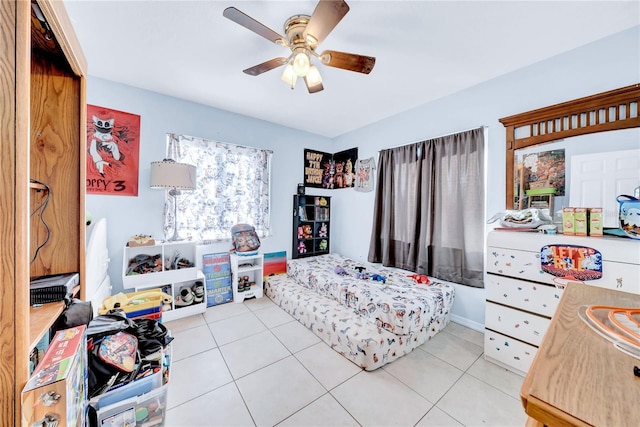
230, 253, 264, 303
122, 240, 206, 320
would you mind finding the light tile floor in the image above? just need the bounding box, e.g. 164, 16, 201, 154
164, 297, 527, 427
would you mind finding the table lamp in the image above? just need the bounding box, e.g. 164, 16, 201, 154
150, 159, 197, 241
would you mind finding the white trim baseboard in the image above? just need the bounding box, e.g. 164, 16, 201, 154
450, 313, 485, 333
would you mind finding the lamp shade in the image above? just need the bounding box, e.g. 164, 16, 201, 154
150, 160, 197, 190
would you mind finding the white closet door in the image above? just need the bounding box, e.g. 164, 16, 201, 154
570, 149, 640, 228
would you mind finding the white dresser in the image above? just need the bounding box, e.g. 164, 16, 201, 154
484, 231, 640, 376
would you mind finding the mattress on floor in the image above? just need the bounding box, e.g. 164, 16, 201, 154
286, 254, 455, 336
265, 274, 451, 371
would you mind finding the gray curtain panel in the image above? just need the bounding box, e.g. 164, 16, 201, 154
368, 127, 485, 288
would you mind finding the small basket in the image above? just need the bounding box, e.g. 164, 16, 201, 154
528, 180, 551, 190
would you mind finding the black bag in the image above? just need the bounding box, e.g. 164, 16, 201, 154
50, 297, 93, 337
231, 223, 261, 253
86, 311, 174, 398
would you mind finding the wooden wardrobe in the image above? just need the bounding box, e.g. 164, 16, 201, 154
0, 1, 86, 424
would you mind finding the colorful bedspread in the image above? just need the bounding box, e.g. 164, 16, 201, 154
286, 254, 455, 336
265, 274, 450, 371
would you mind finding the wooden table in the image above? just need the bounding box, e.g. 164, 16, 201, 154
521, 282, 640, 426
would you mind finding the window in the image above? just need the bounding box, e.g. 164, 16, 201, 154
368, 127, 485, 287
167, 133, 272, 242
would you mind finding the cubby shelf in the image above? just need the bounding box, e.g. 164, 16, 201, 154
292, 195, 331, 259
122, 241, 205, 321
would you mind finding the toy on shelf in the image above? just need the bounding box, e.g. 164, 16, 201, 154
318, 239, 328, 251
301, 224, 313, 239
298, 241, 307, 254
236, 275, 255, 293
128, 234, 155, 247
318, 223, 328, 238
126, 254, 162, 275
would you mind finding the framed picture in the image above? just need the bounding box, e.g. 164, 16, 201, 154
86, 105, 140, 196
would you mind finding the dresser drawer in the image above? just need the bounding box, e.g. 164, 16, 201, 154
486, 274, 560, 317
485, 302, 550, 346
487, 238, 640, 294
484, 329, 537, 376
487, 246, 553, 285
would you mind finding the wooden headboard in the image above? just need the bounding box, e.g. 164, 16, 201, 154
500, 84, 640, 208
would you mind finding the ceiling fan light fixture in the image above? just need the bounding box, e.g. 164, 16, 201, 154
306, 65, 322, 86
292, 51, 311, 77
281, 64, 297, 89
305, 34, 318, 47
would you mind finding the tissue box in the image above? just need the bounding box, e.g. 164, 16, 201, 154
589, 208, 603, 236
562, 207, 575, 235
574, 208, 588, 236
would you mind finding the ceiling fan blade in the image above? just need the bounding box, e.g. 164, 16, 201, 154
303, 0, 350, 47
304, 77, 324, 94
223, 7, 287, 45
243, 58, 289, 76
320, 50, 375, 74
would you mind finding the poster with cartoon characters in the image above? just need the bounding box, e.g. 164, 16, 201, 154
304, 149, 332, 188
333, 148, 357, 189
303, 147, 358, 189
86, 105, 140, 196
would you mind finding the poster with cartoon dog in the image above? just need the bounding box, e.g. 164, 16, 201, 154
86, 105, 140, 196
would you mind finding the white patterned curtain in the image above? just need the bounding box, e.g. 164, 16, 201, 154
165, 133, 272, 242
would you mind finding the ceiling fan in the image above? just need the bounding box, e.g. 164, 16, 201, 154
223, 0, 375, 94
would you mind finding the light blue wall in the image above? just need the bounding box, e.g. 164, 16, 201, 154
331, 26, 640, 329
86, 81, 331, 296
87, 26, 639, 329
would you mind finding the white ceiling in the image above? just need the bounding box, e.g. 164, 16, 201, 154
63, 1, 639, 138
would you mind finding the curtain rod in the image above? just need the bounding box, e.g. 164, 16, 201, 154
379, 125, 488, 152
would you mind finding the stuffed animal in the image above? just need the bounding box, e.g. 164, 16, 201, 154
302, 224, 313, 239
318, 223, 328, 238
408, 274, 430, 284
334, 266, 348, 275
370, 274, 387, 284
298, 241, 307, 254
319, 239, 328, 250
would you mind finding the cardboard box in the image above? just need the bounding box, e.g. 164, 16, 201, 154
203, 253, 233, 306
574, 207, 588, 236
22, 325, 87, 427
562, 207, 576, 235
128, 235, 156, 247
589, 208, 604, 236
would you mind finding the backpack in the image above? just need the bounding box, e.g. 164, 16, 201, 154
231, 224, 261, 254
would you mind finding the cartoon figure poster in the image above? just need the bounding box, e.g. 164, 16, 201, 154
86, 105, 140, 196
333, 148, 357, 189
304, 149, 332, 188
303, 147, 358, 189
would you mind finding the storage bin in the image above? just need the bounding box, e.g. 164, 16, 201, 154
87, 341, 171, 426
98, 288, 170, 316
89, 383, 168, 426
